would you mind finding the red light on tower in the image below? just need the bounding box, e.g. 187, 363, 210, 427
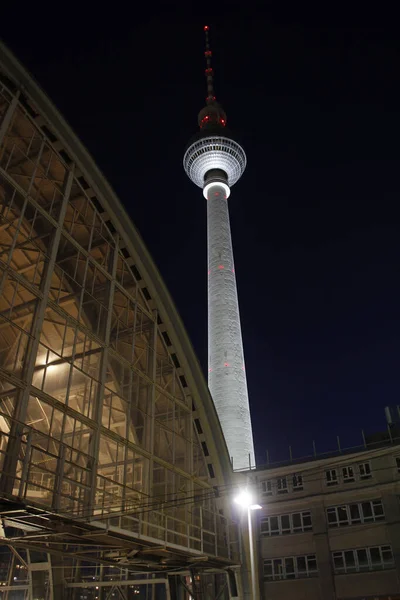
204, 25, 209, 31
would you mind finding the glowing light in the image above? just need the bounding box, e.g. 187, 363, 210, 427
234, 491, 262, 510
203, 180, 231, 199
218, 265, 224, 269
224, 362, 230, 367
204, 25, 209, 31
205, 51, 212, 57
205, 68, 213, 75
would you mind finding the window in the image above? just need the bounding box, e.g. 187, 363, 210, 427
261, 511, 312, 536
326, 469, 338, 486
261, 480, 272, 496
261, 474, 305, 496
342, 465, 355, 483
332, 545, 394, 574
396, 456, 400, 473
263, 554, 318, 580
327, 500, 384, 527
277, 477, 288, 494
292, 473, 303, 491
358, 462, 372, 479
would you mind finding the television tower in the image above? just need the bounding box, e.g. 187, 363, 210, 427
183, 26, 255, 470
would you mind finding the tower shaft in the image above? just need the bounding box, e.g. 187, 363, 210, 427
207, 182, 255, 470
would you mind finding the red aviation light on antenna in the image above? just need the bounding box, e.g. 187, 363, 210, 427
205, 68, 213, 75
204, 25, 209, 31
205, 50, 212, 57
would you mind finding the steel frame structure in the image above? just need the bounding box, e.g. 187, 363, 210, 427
0, 42, 242, 599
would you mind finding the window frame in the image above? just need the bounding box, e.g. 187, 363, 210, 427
260, 510, 312, 537
327, 499, 385, 528
261, 480, 272, 496
326, 468, 339, 486
292, 473, 303, 491
358, 461, 372, 480
277, 476, 288, 494
332, 545, 394, 574
263, 554, 318, 581
342, 465, 355, 483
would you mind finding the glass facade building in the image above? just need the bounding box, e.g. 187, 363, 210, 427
0, 42, 240, 599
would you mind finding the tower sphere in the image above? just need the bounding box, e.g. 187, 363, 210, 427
183, 134, 246, 197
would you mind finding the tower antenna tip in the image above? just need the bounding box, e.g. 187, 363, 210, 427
204, 25, 209, 31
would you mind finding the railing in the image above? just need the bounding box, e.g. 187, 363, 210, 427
0, 413, 240, 563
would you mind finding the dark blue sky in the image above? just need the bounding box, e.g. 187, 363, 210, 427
3, 2, 400, 465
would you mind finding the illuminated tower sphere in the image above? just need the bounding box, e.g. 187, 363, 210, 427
183, 26, 255, 470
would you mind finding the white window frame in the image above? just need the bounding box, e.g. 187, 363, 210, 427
292, 473, 303, 491
327, 499, 385, 528
263, 554, 318, 581
326, 468, 338, 486
260, 511, 312, 536
342, 465, 355, 483
332, 545, 394, 574
261, 480, 272, 496
358, 461, 372, 480
277, 476, 288, 494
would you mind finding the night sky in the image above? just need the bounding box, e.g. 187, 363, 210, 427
2, 3, 400, 465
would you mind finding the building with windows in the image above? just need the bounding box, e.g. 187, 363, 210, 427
251, 440, 400, 600
0, 40, 251, 599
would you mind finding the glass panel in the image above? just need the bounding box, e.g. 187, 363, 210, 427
264, 560, 273, 580
260, 518, 270, 534
302, 511, 312, 530
362, 501, 373, 521
349, 503, 361, 523
344, 550, 356, 571
270, 516, 279, 535
333, 552, 344, 570
369, 547, 382, 566
381, 545, 393, 564
285, 558, 295, 579
273, 559, 283, 580
372, 500, 384, 518
357, 548, 368, 570
327, 508, 337, 526
292, 513, 302, 531
281, 514, 290, 533
297, 556, 307, 572
337, 506, 349, 526
307, 555, 317, 572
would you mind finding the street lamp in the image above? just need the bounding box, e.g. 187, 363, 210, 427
234, 491, 262, 599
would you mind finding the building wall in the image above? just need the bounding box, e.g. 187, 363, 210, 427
253, 445, 400, 600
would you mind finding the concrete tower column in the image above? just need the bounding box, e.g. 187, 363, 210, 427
183, 25, 256, 471
206, 182, 254, 470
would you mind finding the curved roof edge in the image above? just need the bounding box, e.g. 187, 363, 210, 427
0, 40, 234, 484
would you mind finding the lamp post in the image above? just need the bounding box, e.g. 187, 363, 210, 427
234, 491, 262, 600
